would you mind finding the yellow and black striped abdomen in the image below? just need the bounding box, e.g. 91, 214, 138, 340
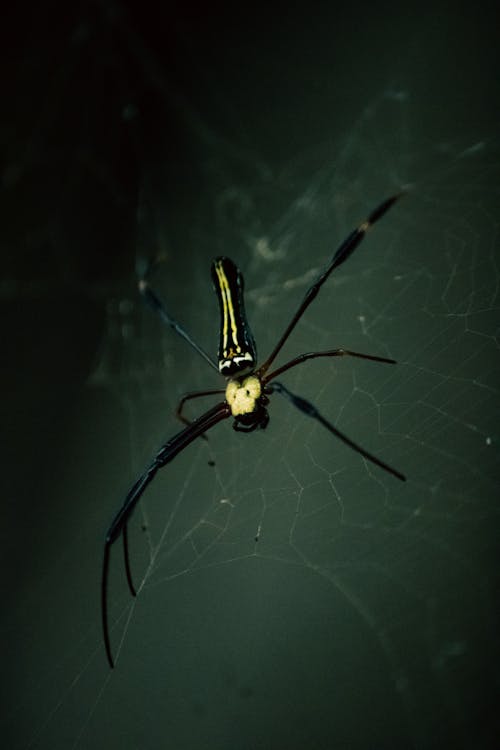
211, 257, 257, 376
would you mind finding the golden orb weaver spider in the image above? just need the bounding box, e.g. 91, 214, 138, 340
102, 193, 406, 667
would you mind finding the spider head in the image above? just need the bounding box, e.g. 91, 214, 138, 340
226, 375, 261, 416
226, 375, 269, 430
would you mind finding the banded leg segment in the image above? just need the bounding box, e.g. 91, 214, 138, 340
269, 381, 405, 482
257, 193, 403, 377
139, 279, 219, 373
264, 348, 396, 383
102, 400, 231, 668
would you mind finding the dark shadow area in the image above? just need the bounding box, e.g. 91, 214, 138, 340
1, 2, 499, 749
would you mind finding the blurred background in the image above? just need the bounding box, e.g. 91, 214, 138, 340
1, 2, 499, 748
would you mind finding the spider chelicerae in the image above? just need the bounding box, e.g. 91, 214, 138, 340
102, 192, 406, 667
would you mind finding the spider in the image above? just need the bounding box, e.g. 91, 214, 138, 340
102, 193, 406, 667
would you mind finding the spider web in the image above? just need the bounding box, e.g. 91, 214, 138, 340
2, 3, 499, 750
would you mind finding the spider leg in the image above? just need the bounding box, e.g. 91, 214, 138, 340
257, 192, 403, 377
102, 400, 231, 668
122, 523, 136, 596
269, 381, 405, 482
138, 277, 219, 373
264, 348, 396, 383
175, 389, 226, 437
102, 460, 166, 669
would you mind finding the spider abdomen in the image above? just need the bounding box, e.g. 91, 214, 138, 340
212, 257, 257, 376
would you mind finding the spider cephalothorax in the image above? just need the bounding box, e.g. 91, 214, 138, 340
102, 193, 406, 668
225, 374, 270, 431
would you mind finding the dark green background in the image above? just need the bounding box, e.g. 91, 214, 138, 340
1, 2, 499, 749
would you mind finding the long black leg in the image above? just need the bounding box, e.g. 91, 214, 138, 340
102, 400, 231, 668
176, 389, 226, 427
269, 381, 405, 482
138, 278, 219, 373
264, 348, 396, 383
257, 193, 403, 377
122, 523, 136, 596
176, 389, 226, 443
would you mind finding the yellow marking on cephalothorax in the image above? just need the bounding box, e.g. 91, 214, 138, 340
214, 262, 242, 358
225, 376, 261, 417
